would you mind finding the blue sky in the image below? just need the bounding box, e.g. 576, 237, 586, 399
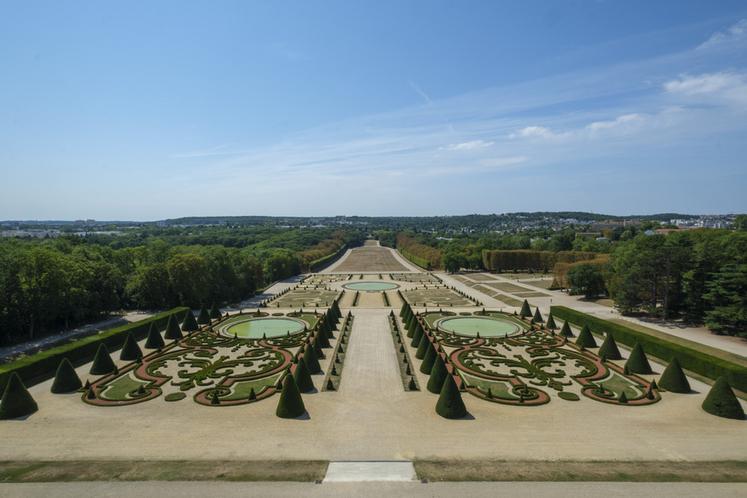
1, 1, 746, 220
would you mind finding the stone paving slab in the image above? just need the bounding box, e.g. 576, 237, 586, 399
323, 461, 416, 482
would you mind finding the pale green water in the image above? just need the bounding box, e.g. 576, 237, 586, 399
437, 316, 521, 337
344, 281, 399, 292
226, 318, 305, 339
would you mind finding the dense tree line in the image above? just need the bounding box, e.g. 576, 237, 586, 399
0, 228, 362, 346
605, 230, 747, 334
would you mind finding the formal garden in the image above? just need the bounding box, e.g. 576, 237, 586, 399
400, 300, 745, 419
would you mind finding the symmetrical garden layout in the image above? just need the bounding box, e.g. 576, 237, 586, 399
85, 311, 329, 407
409, 309, 658, 406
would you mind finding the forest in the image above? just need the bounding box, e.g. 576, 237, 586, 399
0, 227, 363, 346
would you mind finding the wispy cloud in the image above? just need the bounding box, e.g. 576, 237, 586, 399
175, 19, 747, 214
697, 19, 747, 50
664, 71, 747, 105
441, 140, 494, 151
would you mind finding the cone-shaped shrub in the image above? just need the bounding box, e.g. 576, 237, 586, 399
164, 314, 182, 340
119, 332, 143, 361
197, 306, 210, 325
519, 299, 531, 318
624, 343, 653, 374
415, 334, 430, 359
702, 377, 744, 420
427, 355, 448, 394
618, 391, 629, 404
181, 311, 199, 332
575, 325, 597, 348
144, 322, 165, 349
420, 343, 436, 374
559, 321, 574, 338
276, 374, 306, 418
546, 313, 557, 330
410, 323, 423, 347
435, 374, 467, 419
598, 333, 622, 360
209, 303, 221, 320
303, 344, 322, 374
0, 373, 38, 419
293, 358, 315, 393
399, 302, 407, 318
316, 330, 331, 349
51, 358, 82, 393
90, 344, 116, 375
532, 307, 544, 323
659, 357, 691, 393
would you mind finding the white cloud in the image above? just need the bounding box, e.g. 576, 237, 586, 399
586, 113, 644, 132
510, 126, 563, 140
698, 19, 747, 50
441, 140, 494, 151
664, 72, 747, 106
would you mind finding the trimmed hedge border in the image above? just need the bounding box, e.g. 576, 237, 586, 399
0, 307, 189, 391
309, 243, 348, 272
551, 306, 747, 393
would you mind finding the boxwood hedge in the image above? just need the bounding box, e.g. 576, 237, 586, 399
551, 306, 747, 392
0, 307, 188, 391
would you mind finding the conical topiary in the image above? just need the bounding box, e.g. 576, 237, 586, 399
197, 306, 210, 325
532, 307, 544, 323
427, 355, 448, 394
659, 357, 691, 393
624, 343, 653, 375
0, 373, 38, 419
618, 391, 629, 404
598, 333, 622, 360
293, 358, 315, 393
702, 377, 744, 420
276, 374, 306, 418
410, 323, 423, 346
90, 344, 116, 375
415, 333, 430, 359
420, 343, 436, 374
303, 344, 322, 374
181, 311, 199, 332
164, 314, 183, 340
144, 322, 165, 349
546, 313, 557, 330
559, 321, 574, 338
519, 299, 531, 318
51, 358, 82, 393
575, 324, 597, 348
119, 332, 143, 361
435, 374, 467, 419
210, 303, 221, 320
